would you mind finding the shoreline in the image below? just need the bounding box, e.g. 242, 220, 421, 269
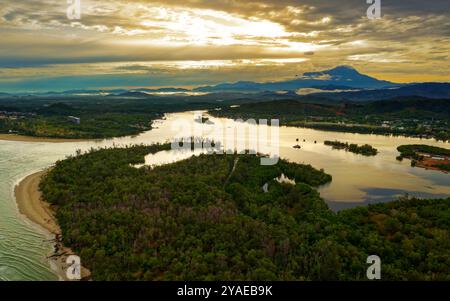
14, 171, 91, 280
209, 113, 448, 143
415, 163, 450, 174
0, 134, 90, 143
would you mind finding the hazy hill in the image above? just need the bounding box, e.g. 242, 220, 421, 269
212, 97, 450, 120
310, 83, 450, 101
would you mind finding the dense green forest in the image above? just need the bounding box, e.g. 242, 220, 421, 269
434, 164, 450, 171
324, 140, 378, 156
397, 145, 450, 159
210, 98, 450, 141
0, 91, 303, 139
40, 145, 450, 280
0, 95, 221, 138
1, 94, 449, 140
0, 113, 158, 139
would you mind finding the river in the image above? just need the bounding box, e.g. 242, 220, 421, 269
0, 111, 448, 280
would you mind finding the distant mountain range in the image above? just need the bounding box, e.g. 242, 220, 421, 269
1, 66, 449, 101
193, 66, 398, 92
1, 87, 192, 97
309, 82, 450, 101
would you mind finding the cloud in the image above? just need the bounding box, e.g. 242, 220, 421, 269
0, 0, 449, 91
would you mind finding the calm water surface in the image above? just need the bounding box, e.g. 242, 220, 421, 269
0, 111, 448, 280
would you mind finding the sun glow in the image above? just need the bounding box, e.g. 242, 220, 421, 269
1, 0, 449, 88
136, 7, 288, 46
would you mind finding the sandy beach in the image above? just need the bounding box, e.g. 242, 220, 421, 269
15, 171, 91, 280
15, 171, 61, 234
0, 134, 88, 143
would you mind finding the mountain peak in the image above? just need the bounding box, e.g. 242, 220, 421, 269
328, 65, 357, 72
332, 65, 356, 70
194, 65, 397, 92
305, 65, 360, 77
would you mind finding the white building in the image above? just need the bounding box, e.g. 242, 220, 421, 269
68, 116, 81, 124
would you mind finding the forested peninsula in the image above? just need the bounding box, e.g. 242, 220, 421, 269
39, 145, 450, 280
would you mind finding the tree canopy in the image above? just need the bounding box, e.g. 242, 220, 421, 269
40, 145, 450, 280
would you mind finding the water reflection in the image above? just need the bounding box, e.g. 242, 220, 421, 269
134, 111, 450, 205
0, 110, 449, 280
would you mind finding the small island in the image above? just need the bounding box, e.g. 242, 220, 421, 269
324, 140, 378, 156
195, 115, 214, 125
397, 144, 450, 173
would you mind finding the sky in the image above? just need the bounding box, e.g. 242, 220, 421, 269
0, 0, 449, 92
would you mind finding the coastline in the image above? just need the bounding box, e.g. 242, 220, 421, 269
0, 134, 89, 143
14, 171, 91, 280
